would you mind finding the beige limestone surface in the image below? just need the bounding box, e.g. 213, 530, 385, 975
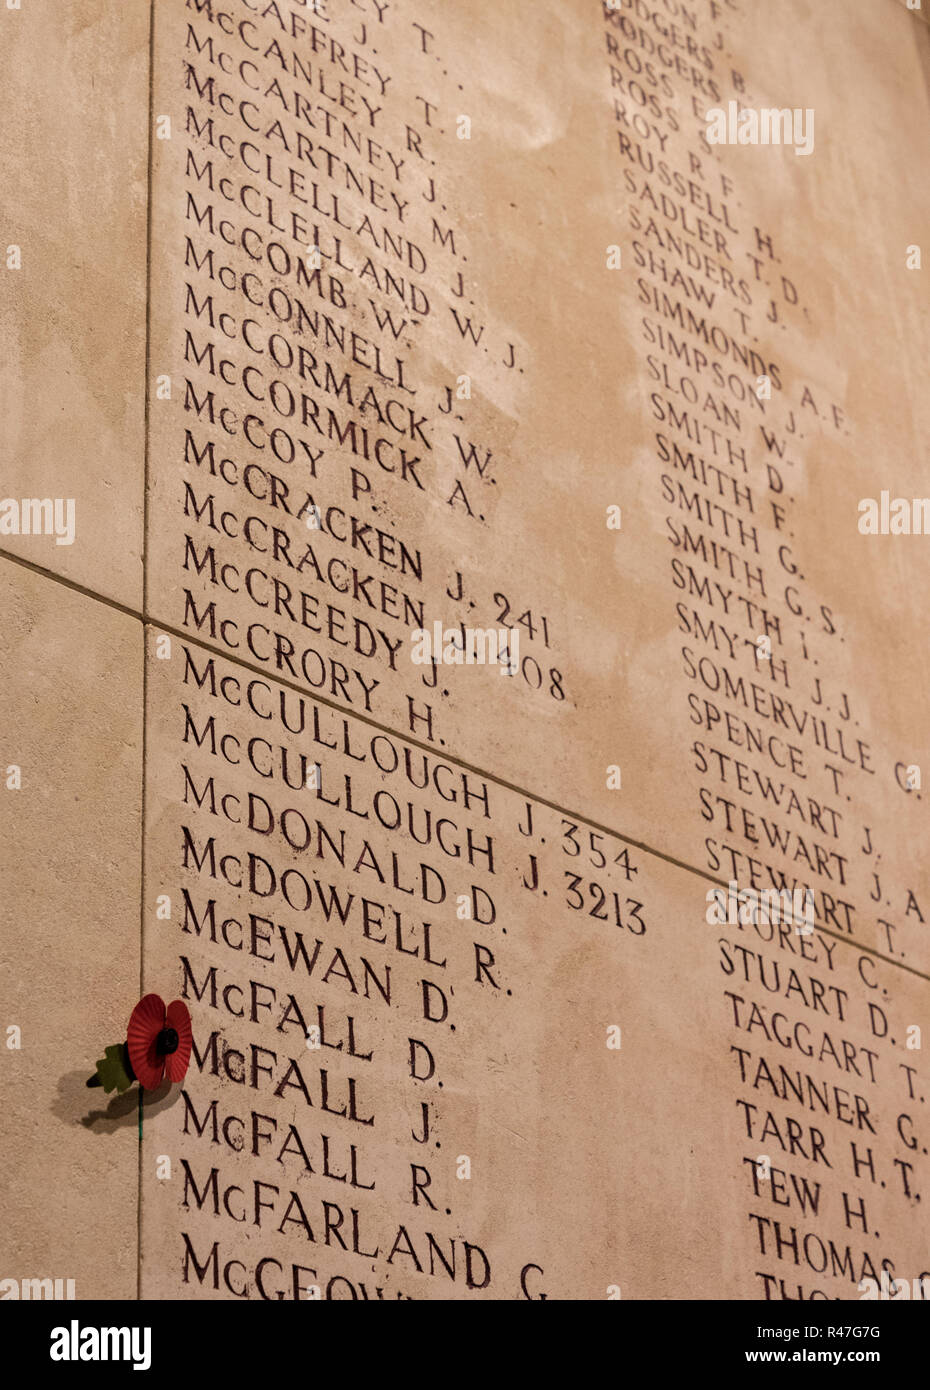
0, 0, 148, 606
0, 560, 142, 1299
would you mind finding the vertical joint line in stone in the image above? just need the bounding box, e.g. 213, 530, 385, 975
137, 0, 158, 1304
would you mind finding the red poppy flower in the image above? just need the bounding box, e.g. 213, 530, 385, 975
126, 994, 192, 1090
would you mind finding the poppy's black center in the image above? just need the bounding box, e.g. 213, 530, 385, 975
156, 1027, 179, 1057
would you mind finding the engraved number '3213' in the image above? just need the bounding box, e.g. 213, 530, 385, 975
563, 873, 646, 935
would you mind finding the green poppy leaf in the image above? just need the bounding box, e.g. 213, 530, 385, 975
94, 1043, 135, 1094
